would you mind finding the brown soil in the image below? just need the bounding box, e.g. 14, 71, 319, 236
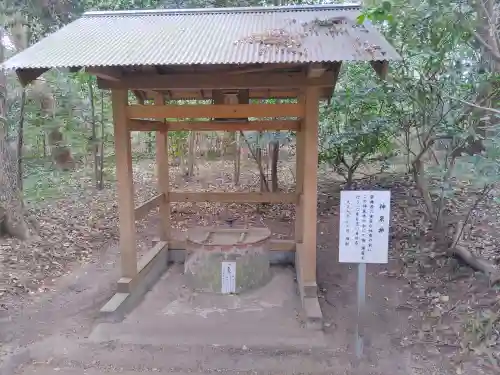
0, 157, 497, 374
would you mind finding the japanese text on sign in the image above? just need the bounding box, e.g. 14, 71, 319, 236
339, 190, 390, 264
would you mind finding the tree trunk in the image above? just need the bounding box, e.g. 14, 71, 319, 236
88, 79, 100, 186
234, 131, 241, 186
147, 131, 154, 154
17, 90, 26, 192
270, 139, 279, 192
240, 131, 269, 192
345, 168, 355, 189
0, 26, 29, 240
187, 131, 195, 177
98, 90, 105, 190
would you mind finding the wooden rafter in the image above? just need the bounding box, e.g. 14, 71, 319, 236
97, 71, 335, 90
86, 67, 123, 81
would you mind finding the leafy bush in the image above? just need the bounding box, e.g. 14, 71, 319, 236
318, 63, 396, 186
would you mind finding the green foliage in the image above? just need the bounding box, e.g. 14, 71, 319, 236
357, 0, 393, 24
360, 0, 500, 228
318, 63, 395, 185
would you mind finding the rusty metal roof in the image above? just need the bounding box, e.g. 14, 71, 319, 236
1, 4, 400, 72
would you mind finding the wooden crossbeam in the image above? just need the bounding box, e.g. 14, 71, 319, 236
128, 119, 300, 132
97, 71, 335, 90
127, 103, 304, 119
162, 89, 301, 100
169, 192, 299, 204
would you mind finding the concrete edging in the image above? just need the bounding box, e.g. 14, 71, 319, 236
99, 242, 168, 322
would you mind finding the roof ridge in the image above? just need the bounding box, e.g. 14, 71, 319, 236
83, 3, 361, 17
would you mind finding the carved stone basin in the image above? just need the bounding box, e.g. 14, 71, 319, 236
184, 226, 272, 294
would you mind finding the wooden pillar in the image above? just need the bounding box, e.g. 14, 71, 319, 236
112, 89, 137, 278
295, 94, 305, 244
301, 86, 320, 285
154, 93, 170, 241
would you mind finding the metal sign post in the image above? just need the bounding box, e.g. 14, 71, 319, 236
338, 190, 391, 360
356, 262, 366, 358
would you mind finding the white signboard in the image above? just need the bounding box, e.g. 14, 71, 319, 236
339, 190, 391, 264
221, 261, 236, 294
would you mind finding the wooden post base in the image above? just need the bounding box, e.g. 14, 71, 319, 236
295, 244, 323, 330
100, 241, 168, 322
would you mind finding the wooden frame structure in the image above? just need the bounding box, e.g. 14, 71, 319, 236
97, 60, 386, 326
2, 3, 399, 327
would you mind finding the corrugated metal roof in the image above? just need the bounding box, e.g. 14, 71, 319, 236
1, 4, 400, 72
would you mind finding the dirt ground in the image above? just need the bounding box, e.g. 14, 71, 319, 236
0, 157, 498, 374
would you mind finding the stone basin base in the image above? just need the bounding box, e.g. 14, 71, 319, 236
184, 227, 272, 294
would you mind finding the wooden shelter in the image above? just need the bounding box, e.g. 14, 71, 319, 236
1, 4, 400, 325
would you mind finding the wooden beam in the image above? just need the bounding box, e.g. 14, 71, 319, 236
127, 103, 304, 119
86, 67, 123, 81
140, 88, 338, 100
97, 71, 335, 90
128, 119, 300, 132
168, 192, 298, 204
154, 92, 170, 241
16, 68, 48, 86
228, 63, 304, 75
370, 60, 389, 79
112, 89, 137, 279
307, 63, 327, 78
301, 86, 320, 285
134, 194, 164, 220
129, 119, 166, 132
159, 89, 302, 100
